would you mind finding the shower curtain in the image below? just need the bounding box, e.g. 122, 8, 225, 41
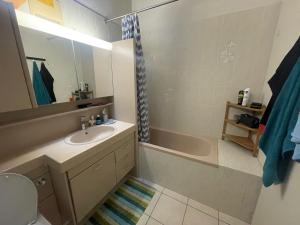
122, 14, 150, 142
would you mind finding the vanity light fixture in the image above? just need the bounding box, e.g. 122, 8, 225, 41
15, 10, 112, 51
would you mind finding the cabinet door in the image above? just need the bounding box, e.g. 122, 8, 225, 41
115, 137, 135, 182
39, 195, 62, 225
70, 152, 116, 222
0, 2, 34, 113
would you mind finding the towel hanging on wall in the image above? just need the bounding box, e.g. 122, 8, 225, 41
259, 57, 300, 187
40, 62, 56, 103
32, 61, 51, 105
259, 37, 300, 132
291, 114, 300, 162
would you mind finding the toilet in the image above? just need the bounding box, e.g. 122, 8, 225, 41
0, 173, 51, 225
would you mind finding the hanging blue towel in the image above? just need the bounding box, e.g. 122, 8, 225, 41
32, 61, 51, 105
291, 113, 300, 162
292, 145, 300, 162
259, 57, 300, 187
291, 114, 300, 142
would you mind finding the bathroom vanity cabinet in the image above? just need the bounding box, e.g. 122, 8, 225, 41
0, 120, 136, 225
67, 133, 135, 223
49, 132, 136, 224
0, 3, 137, 224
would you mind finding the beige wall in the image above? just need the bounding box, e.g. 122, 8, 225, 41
132, 0, 280, 138
112, 39, 137, 124
18, 0, 131, 41
252, 1, 300, 225
59, 0, 131, 42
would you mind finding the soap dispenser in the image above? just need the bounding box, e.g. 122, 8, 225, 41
102, 108, 108, 123
96, 114, 102, 125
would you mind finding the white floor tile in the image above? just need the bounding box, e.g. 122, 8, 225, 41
137, 214, 150, 225
152, 194, 186, 225
147, 217, 163, 225
183, 206, 218, 225
163, 188, 188, 204
145, 191, 161, 216
188, 199, 218, 219
219, 212, 250, 225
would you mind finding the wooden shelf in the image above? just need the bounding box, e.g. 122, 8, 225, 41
0, 103, 113, 130
222, 101, 265, 157
225, 119, 258, 132
227, 102, 265, 114
224, 134, 254, 151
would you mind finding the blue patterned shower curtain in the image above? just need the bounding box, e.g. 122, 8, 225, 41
122, 14, 150, 142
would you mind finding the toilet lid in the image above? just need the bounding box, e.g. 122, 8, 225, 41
0, 173, 38, 225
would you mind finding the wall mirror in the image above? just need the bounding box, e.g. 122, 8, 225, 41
73, 41, 113, 102
20, 26, 78, 104
18, 15, 114, 106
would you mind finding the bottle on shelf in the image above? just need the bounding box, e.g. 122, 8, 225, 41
96, 114, 102, 125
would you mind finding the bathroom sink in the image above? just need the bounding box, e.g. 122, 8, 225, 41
65, 125, 116, 145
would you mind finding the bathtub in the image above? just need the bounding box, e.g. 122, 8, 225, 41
141, 127, 218, 166
138, 127, 262, 223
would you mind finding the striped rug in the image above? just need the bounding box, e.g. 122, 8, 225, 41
85, 177, 156, 225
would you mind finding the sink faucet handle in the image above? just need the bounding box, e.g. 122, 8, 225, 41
89, 115, 95, 127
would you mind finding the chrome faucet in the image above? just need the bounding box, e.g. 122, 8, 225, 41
81, 115, 95, 131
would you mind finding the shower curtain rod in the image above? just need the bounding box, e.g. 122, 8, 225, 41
105, 0, 179, 23
73, 0, 118, 26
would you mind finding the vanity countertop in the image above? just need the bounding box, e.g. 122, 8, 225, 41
0, 121, 136, 174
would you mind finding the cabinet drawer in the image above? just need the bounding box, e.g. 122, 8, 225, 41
68, 133, 134, 179
115, 138, 135, 182
70, 152, 116, 222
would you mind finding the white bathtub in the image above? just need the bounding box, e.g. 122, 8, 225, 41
143, 127, 218, 166
138, 128, 262, 224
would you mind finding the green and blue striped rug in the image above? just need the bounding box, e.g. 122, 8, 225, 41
85, 177, 156, 225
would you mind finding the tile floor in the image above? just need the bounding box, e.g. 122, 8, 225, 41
137, 178, 251, 225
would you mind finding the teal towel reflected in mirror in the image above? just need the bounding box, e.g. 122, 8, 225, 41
32, 61, 51, 105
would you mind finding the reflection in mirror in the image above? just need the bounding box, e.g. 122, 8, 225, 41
20, 26, 78, 105
19, 25, 114, 106
73, 41, 113, 100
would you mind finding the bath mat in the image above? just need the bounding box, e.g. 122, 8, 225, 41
85, 177, 156, 225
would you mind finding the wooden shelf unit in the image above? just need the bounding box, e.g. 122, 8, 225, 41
222, 101, 265, 157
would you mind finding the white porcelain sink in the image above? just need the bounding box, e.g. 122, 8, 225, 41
65, 125, 116, 145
